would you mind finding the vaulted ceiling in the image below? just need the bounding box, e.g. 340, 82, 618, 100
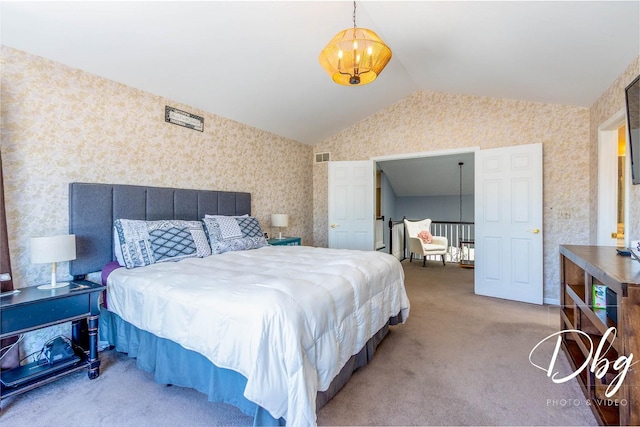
2, 1, 638, 146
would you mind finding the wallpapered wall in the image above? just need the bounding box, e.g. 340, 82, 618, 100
0, 46, 314, 290
312, 90, 592, 303
589, 57, 640, 242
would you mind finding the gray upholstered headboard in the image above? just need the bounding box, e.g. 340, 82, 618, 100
68, 182, 251, 277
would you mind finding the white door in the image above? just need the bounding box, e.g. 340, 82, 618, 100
474, 143, 543, 304
328, 160, 375, 250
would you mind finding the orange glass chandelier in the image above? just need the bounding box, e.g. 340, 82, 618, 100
319, 1, 392, 86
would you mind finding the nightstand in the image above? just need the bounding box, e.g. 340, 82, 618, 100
0, 280, 104, 406
268, 237, 301, 246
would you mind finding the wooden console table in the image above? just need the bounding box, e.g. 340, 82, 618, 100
560, 245, 640, 425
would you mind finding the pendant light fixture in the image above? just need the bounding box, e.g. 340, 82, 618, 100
319, 1, 392, 86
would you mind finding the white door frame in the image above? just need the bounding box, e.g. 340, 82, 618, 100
371, 147, 480, 164
597, 108, 629, 247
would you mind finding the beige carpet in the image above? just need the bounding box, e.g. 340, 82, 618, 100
0, 260, 597, 426
317, 260, 597, 426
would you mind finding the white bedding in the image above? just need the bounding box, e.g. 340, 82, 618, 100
106, 245, 410, 426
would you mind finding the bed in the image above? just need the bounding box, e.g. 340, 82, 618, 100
68, 182, 409, 426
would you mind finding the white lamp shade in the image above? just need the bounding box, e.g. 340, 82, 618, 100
271, 214, 288, 228
31, 234, 77, 264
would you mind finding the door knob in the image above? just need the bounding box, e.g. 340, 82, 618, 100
331, 224, 340, 228
528, 228, 540, 234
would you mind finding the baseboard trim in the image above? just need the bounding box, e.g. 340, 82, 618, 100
544, 297, 560, 306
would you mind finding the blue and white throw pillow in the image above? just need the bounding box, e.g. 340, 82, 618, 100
114, 219, 155, 269
213, 216, 243, 240
236, 217, 264, 238
114, 219, 212, 269
202, 216, 267, 254
147, 220, 211, 262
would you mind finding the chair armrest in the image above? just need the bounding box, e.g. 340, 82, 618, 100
407, 236, 425, 254
432, 235, 448, 247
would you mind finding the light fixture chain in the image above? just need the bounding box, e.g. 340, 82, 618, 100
459, 162, 464, 222
353, 1, 357, 29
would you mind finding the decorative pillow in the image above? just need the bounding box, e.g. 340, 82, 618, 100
114, 219, 212, 269
211, 215, 243, 240
202, 216, 267, 254
236, 217, 265, 238
418, 230, 433, 244
147, 220, 212, 262
114, 219, 155, 269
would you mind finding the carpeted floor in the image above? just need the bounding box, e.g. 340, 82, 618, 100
317, 260, 597, 426
0, 260, 597, 426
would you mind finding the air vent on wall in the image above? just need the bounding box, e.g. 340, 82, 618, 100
315, 152, 330, 163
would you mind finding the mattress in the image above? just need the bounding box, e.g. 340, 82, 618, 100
105, 245, 410, 426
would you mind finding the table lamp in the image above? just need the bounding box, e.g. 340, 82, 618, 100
270, 214, 288, 240
31, 234, 77, 290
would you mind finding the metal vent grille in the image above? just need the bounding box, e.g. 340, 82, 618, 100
314, 152, 330, 163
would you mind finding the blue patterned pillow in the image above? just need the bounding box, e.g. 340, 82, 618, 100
114, 219, 155, 269
147, 220, 211, 263
236, 217, 264, 238
114, 219, 212, 268
202, 216, 267, 254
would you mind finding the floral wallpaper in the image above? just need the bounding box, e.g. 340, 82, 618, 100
590, 56, 640, 242
312, 90, 592, 304
1, 46, 313, 288
0, 46, 313, 356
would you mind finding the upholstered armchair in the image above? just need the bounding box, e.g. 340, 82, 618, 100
403, 218, 448, 267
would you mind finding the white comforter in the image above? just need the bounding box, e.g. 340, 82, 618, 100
107, 245, 409, 426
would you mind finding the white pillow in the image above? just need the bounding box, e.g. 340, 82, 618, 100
202, 216, 267, 254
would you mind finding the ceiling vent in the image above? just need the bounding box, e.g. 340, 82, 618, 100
315, 152, 330, 163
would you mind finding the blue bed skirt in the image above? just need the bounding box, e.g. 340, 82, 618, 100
99, 307, 398, 426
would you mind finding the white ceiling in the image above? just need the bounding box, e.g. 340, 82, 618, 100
2, 2, 638, 197
378, 152, 475, 196
2, 1, 639, 147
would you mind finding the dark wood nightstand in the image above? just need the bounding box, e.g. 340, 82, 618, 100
268, 237, 301, 246
0, 280, 104, 406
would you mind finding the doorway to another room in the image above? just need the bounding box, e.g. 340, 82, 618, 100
372, 143, 544, 305
374, 150, 476, 266
597, 108, 630, 247
329, 143, 543, 304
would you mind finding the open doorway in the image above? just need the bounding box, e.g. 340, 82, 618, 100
373, 149, 476, 263
369, 143, 543, 305
597, 108, 629, 247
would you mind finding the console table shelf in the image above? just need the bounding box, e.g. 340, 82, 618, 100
0, 280, 104, 407
560, 245, 640, 426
